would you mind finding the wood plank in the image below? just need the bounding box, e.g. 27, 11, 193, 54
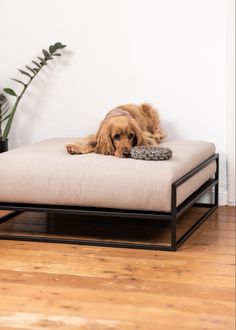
0, 206, 235, 330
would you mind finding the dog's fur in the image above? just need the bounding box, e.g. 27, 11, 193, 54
66, 103, 166, 158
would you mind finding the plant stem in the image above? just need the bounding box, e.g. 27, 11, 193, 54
2, 62, 45, 141
0, 110, 2, 140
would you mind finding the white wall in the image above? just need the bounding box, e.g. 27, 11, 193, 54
225, 0, 235, 205
0, 0, 234, 204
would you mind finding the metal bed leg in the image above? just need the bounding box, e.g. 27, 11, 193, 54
214, 156, 219, 206
171, 184, 177, 250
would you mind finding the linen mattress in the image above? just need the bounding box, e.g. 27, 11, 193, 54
0, 138, 216, 212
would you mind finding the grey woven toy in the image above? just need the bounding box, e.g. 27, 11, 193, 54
130, 146, 172, 160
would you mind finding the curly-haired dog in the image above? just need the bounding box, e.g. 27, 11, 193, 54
66, 103, 166, 158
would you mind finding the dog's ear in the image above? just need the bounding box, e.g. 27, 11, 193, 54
132, 123, 147, 146
95, 121, 115, 155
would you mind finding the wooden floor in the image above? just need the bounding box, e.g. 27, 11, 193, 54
0, 206, 235, 330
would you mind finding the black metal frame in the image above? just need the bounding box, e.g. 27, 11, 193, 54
0, 154, 219, 251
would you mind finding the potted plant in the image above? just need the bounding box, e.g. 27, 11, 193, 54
0, 93, 10, 152
0, 42, 66, 153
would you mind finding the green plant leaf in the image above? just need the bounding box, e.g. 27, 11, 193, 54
49, 45, 55, 54
1, 103, 8, 110
11, 78, 27, 86
18, 69, 32, 78
54, 42, 62, 47
32, 60, 41, 68
1, 107, 9, 117
53, 42, 67, 51
1, 114, 11, 123
0, 109, 9, 120
0, 94, 7, 103
56, 45, 66, 50
42, 49, 50, 58
1, 102, 9, 111
3, 97, 20, 140
25, 65, 36, 75
3, 88, 17, 97
37, 57, 47, 65
52, 53, 61, 56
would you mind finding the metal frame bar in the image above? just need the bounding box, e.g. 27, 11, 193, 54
0, 154, 219, 251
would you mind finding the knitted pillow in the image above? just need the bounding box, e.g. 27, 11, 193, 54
130, 146, 172, 160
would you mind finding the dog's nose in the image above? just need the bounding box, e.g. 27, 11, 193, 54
122, 149, 130, 157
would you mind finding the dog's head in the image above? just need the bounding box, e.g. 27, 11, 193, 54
95, 115, 146, 157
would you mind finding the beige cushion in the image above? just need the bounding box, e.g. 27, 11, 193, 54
0, 138, 216, 212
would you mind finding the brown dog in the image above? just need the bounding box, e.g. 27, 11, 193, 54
66, 103, 166, 158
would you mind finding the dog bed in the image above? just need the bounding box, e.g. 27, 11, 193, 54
0, 138, 218, 250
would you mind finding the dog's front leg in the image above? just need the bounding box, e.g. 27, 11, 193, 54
66, 135, 97, 155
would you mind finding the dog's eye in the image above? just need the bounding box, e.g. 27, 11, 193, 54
128, 133, 134, 139
113, 134, 120, 140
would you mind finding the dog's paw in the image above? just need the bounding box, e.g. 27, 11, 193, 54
66, 143, 82, 155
